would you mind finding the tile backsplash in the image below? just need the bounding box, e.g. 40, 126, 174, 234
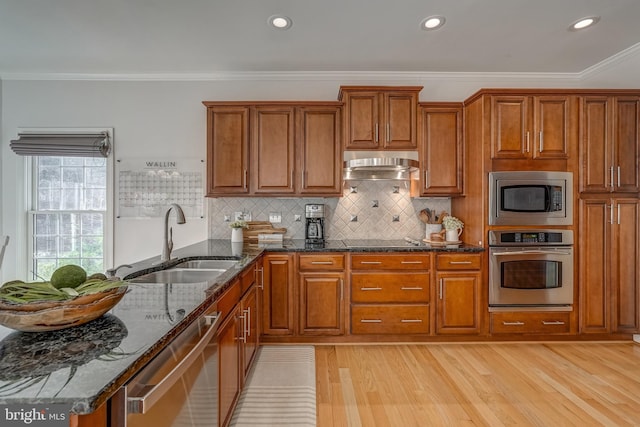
207, 181, 451, 240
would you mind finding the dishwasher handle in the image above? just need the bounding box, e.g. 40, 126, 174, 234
127, 312, 220, 414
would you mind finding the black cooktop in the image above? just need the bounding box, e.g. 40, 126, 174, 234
343, 239, 423, 248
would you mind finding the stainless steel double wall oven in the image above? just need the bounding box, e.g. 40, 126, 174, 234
488, 171, 574, 309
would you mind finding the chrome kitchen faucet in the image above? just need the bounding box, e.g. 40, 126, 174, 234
161, 203, 186, 262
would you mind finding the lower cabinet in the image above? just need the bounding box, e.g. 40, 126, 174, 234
350, 253, 431, 335
217, 304, 241, 427
261, 253, 295, 336
580, 198, 640, 334
217, 260, 261, 427
435, 253, 482, 335
298, 253, 345, 336
490, 311, 571, 334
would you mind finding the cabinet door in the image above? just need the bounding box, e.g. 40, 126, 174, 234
579, 199, 611, 333
491, 96, 530, 159
581, 96, 612, 193
418, 104, 463, 195
613, 97, 640, 193
299, 272, 344, 335
251, 106, 296, 194
384, 91, 418, 149
343, 91, 380, 149
261, 254, 295, 336
218, 306, 241, 427
298, 106, 342, 195
612, 199, 640, 333
206, 106, 250, 195
533, 95, 572, 159
241, 286, 259, 380
436, 272, 480, 334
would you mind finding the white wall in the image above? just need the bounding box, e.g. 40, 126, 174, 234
2, 54, 639, 281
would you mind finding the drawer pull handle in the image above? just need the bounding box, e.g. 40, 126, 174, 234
360, 261, 382, 265
449, 261, 472, 265
542, 321, 565, 325
360, 287, 382, 291
401, 261, 423, 264
311, 261, 333, 265
400, 319, 423, 323
502, 321, 525, 326
360, 319, 382, 323
400, 287, 423, 291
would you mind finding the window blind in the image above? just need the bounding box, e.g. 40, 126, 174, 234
10, 132, 111, 157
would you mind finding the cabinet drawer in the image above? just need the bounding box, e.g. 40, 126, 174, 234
490, 312, 571, 334
298, 254, 345, 271
436, 253, 481, 270
351, 253, 431, 270
352, 305, 429, 334
351, 273, 429, 303
240, 263, 256, 294
216, 279, 241, 322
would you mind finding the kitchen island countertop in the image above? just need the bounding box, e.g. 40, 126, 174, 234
0, 238, 483, 415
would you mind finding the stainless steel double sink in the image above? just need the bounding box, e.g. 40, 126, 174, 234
129, 259, 239, 284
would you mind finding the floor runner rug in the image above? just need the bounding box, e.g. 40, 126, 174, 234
230, 345, 316, 426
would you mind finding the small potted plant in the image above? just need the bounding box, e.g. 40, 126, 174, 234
229, 220, 248, 243
442, 216, 464, 242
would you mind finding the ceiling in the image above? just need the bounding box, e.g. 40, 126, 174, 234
1, 0, 640, 77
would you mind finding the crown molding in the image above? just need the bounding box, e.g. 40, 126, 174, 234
0, 70, 581, 83
579, 41, 640, 81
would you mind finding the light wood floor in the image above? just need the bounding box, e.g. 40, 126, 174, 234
316, 342, 640, 427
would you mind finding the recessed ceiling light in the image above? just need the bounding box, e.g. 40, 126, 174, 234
268, 15, 293, 30
569, 16, 600, 31
420, 15, 446, 31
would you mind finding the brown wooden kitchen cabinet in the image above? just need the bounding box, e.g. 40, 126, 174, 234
297, 105, 343, 195
350, 253, 431, 335
580, 95, 640, 194
491, 94, 575, 160
415, 103, 464, 196
339, 86, 422, 150
217, 303, 241, 427
240, 279, 259, 382
435, 253, 481, 334
203, 102, 342, 197
251, 106, 296, 194
261, 253, 295, 336
205, 106, 250, 195
580, 198, 640, 334
298, 254, 345, 336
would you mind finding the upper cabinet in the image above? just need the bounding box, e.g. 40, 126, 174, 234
203, 102, 342, 197
339, 86, 422, 150
491, 94, 576, 161
415, 103, 464, 196
580, 95, 640, 194
205, 106, 250, 195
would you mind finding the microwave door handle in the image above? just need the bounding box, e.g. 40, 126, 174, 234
127, 313, 221, 414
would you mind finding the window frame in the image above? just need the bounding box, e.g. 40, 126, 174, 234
23, 128, 114, 279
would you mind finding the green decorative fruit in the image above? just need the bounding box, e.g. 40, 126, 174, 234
50, 265, 87, 289
87, 273, 108, 281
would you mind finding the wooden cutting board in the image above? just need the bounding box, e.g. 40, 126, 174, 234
243, 221, 287, 243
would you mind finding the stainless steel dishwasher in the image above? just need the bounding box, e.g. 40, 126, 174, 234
112, 310, 221, 427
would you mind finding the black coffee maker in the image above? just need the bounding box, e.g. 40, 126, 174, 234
305, 204, 325, 246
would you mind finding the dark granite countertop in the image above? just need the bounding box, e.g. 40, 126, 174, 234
0, 238, 483, 415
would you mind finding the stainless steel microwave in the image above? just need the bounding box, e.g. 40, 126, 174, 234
489, 171, 573, 226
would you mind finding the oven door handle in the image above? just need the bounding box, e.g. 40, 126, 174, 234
491, 250, 572, 256
127, 312, 221, 414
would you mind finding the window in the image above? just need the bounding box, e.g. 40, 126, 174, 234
28, 156, 109, 280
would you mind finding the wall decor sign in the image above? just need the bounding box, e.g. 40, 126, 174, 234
116, 158, 204, 218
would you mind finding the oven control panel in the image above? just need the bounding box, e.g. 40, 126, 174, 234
488, 230, 573, 246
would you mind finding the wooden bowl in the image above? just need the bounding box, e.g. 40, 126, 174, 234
0, 286, 128, 332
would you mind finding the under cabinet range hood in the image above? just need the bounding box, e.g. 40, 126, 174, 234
343, 151, 419, 181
